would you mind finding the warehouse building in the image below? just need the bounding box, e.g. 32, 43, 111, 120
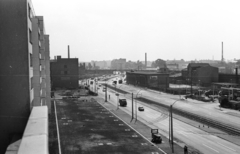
126, 71, 169, 91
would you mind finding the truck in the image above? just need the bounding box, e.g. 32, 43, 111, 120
119, 99, 127, 107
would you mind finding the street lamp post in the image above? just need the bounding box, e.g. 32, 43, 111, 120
190, 70, 193, 96
198, 80, 201, 96
105, 83, 107, 102
131, 89, 145, 123
169, 99, 181, 153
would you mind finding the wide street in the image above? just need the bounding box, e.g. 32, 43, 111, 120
89, 78, 240, 154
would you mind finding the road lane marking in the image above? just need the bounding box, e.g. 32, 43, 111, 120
203, 144, 219, 153
217, 142, 236, 152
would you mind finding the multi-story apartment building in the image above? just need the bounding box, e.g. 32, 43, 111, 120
111, 58, 127, 70
51, 56, 79, 89
32, 16, 51, 113
0, 0, 50, 152
45, 35, 51, 112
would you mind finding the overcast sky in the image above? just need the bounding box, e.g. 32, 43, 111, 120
32, 0, 240, 62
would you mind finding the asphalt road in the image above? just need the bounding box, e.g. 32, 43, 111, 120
96, 82, 240, 154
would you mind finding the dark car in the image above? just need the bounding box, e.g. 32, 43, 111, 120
119, 99, 127, 107
138, 106, 144, 111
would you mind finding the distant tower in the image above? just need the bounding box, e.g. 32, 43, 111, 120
68, 45, 70, 58
221, 42, 223, 62
145, 53, 147, 68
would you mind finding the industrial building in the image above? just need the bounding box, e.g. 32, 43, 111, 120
126, 71, 169, 91
0, 0, 51, 152
181, 63, 219, 86
51, 55, 79, 89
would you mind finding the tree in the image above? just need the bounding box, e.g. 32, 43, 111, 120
236, 60, 240, 67
151, 59, 166, 68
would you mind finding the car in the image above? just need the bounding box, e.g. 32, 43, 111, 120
138, 106, 144, 111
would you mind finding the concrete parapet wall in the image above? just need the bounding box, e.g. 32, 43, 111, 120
5, 106, 49, 154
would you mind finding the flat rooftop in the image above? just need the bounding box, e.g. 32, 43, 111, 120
54, 97, 161, 153
126, 71, 169, 75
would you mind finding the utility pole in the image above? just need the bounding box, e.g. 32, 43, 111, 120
171, 105, 174, 153
131, 93, 134, 122
169, 107, 171, 143
190, 69, 193, 96
105, 84, 107, 102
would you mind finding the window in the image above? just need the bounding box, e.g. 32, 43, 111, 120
28, 4, 33, 20
64, 65, 67, 68
31, 77, 33, 89
30, 53, 33, 67
29, 29, 32, 43
64, 71, 68, 75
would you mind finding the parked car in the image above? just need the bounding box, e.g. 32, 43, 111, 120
138, 106, 144, 111
119, 99, 127, 107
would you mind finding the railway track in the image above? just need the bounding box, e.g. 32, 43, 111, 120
136, 97, 240, 136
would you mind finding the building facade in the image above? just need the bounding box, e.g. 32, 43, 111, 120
184, 63, 219, 86
111, 58, 127, 70
126, 71, 169, 91
51, 56, 79, 89
0, 0, 50, 152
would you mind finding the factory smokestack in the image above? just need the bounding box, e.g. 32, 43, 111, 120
68, 45, 70, 59
221, 42, 223, 62
145, 53, 147, 68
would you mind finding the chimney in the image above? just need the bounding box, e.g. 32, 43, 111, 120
68, 45, 70, 59
236, 68, 239, 84
145, 53, 147, 68
221, 42, 223, 62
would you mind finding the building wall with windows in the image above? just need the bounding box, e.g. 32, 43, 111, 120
37, 16, 47, 107
32, 17, 51, 113
32, 17, 41, 107
0, 0, 35, 152
44, 35, 51, 113
126, 71, 169, 90
51, 56, 79, 89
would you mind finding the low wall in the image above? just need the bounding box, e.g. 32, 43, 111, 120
5, 106, 48, 154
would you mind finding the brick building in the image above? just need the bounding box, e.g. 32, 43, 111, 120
183, 63, 219, 86
51, 56, 79, 89
126, 71, 169, 90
